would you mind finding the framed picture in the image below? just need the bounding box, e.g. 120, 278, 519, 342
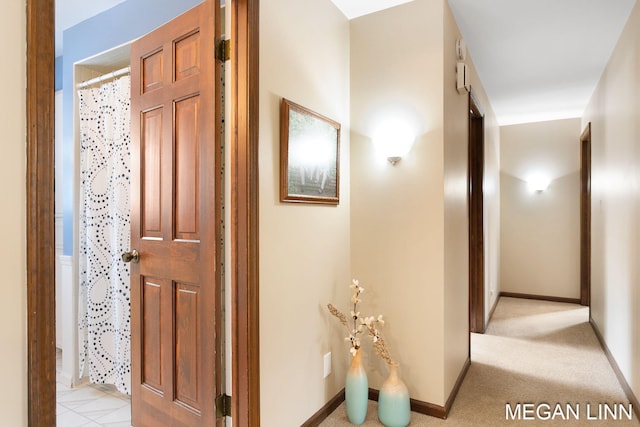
280, 98, 341, 205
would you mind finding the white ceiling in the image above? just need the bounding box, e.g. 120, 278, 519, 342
58, 0, 637, 126
331, 0, 636, 125
448, 0, 637, 125
329, 0, 415, 20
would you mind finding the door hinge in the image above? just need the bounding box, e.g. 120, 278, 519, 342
216, 39, 231, 62
216, 393, 232, 418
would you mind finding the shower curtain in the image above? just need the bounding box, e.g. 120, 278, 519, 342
78, 75, 132, 394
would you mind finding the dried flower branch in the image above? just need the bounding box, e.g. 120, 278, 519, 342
327, 279, 397, 364
363, 318, 395, 365
327, 279, 366, 357
327, 303, 347, 327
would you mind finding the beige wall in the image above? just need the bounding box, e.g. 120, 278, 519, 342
0, 0, 27, 424
442, 2, 468, 399
582, 0, 640, 402
500, 119, 581, 299
350, 0, 499, 406
350, 0, 447, 406
260, 0, 502, 417
259, 0, 351, 424
442, 0, 500, 394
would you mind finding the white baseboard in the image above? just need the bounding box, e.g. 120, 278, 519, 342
57, 371, 73, 388
59, 255, 78, 386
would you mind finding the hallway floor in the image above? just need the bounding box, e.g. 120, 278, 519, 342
56, 350, 132, 427
321, 297, 639, 426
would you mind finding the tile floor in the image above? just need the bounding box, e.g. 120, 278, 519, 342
57, 350, 132, 427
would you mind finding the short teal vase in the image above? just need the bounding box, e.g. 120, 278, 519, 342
378, 363, 410, 427
345, 348, 368, 424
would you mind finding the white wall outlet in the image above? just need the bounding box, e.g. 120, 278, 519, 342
323, 352, 332, 378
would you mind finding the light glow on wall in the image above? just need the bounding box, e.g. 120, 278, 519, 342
526, 174, 551, 192
372, 119, 415, 165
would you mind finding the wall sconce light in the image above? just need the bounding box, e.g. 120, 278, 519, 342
526, 175, 551, 193
373, 121, 415, 165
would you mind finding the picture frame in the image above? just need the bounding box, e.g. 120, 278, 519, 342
280, 98, 341, 205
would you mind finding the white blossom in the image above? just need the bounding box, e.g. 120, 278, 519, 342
328, 279, 393, 362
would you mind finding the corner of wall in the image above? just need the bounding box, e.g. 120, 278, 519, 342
442, 0, 471, 400
350, 0, 448, 407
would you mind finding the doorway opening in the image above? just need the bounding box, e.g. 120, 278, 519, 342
55, 44, 134, 425
580, 122, 591, 307
56, 42, 132, 389
27, 0, 261, 424
468, 91, 485, 334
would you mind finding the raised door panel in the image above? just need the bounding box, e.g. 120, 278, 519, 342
141, 278, 163, 392
141, 108, 163, 239
174, 96, 200, 241
174, 283, 200, 411
175, 31, 200, 81
142, 50, 164, 94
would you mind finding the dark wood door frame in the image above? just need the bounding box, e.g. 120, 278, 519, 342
580, 123, 591, 307
26, 0, 261, 425
468, 91, 485, 334
26, 0, 56, 424
231, 0, 261, 424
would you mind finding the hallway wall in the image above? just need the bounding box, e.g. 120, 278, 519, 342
350, 0, 500, 407
259, 0, 351, 424
443, 0, 501, 393
0, 0, 26, 424
350, 0, 446, 405
500, 119, 581, 300
444, 2, 501, 332
582, 0, 640, 403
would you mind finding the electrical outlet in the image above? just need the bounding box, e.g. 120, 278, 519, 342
323, 352, 332, 378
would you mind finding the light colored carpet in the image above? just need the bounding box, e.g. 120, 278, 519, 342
320, 297, 639, 426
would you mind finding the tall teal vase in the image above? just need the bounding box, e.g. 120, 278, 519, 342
345, 348, 368, 424
378, 363, 410, 427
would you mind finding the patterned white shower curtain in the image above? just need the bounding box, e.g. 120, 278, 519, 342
78, 75, 132, 394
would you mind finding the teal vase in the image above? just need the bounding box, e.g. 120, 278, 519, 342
378, 363, 410, 427
345, 348, 368, 424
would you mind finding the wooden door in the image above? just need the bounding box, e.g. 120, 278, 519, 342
468, 92, 485, 334
129, 1, 222, 425
580, 123, 591, 307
